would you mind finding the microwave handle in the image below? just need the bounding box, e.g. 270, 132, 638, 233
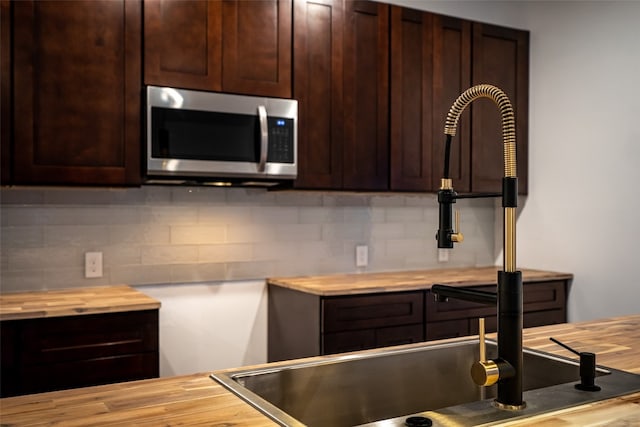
258, 105, 268, 172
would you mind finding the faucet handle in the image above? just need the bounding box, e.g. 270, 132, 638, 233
471, 317, 499, 386
451, 210, 464, 243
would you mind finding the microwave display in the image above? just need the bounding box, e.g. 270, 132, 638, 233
151, 108, 294, 164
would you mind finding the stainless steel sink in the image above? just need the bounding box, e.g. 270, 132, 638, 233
211, 339, 640, 426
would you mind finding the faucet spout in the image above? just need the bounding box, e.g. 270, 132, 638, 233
435, 84, 524, 410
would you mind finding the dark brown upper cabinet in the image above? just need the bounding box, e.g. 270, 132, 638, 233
432, 18, 529, 194
293, 0, 344, 189
471, 23, 529, 194
144, 0, 292, 99
294, 0, 388, 191
341, 1, 389, 191
432, 15, 472, 193
294, 2, 528, 194
4, 0, 141, 186
389, 6, 434, 191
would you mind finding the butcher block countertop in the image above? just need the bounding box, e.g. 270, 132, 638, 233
267, 266, 573, 296
0, 285, 161, 321
1, 314, 639, 426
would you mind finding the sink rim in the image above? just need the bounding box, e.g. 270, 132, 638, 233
210, 338, 633, 427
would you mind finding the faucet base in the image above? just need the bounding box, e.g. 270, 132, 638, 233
493, 399, 527, 411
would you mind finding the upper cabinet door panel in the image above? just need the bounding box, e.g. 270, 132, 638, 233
342, 1, 389, 191
222, 0, 292, 98
293, 0, 344, 189
390, 6, 434, 192
471, 23, 529, 194
432, 15, 471, 192
12, 0, 141, 185
144, 0, 222, 91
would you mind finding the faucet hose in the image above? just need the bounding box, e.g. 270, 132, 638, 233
444, 84, 517, 179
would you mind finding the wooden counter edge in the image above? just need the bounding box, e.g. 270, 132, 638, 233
267, 267, 574, 296
0, 285, 161, 321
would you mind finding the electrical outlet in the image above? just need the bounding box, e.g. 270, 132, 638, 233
438, 248, 449, 263
356, 245, 368, 267
85, 252, 103, 278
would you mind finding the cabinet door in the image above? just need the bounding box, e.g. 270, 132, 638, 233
0, 0, 10, 184
471, 23, 529, 194
342, 0, 389, 191
12, 0, 141, 185
144, 0, 222, 91
389, 6, 434, 191
432, 14, 471, 192
222, 0, 292, 98
293, 0, 343, 189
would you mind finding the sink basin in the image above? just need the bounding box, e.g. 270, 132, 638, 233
211, 339, 640, 426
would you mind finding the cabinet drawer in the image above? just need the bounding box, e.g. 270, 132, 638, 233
427, 281, 567, 322
426, 286, 495, 322
323, 324, 423, 354
19, 352, 158, 395
323, 291, 423, 333
376, 324, 424, 348
522, 281, 566, 312
426, 319, 470, 341
323, 329, 375, 354
523, 309, 566, 328
20, 310, 158, 365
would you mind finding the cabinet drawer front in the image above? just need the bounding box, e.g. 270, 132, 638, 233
426, 286, 496, 322
426, 319, 470, 341
524, 309, 566, 328
323, 329, 375, 354
21, 310, 158, 365
522, 281, 566, 311
375, 324, 424, 348
19, 352, 158, 395
323, 291, 423, 333
427, 281, 567, 322
323, 324, 424, 354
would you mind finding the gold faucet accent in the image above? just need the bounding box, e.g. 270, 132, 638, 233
471, 318, 499, 386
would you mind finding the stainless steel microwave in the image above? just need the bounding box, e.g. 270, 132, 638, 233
145, 86, 297, 186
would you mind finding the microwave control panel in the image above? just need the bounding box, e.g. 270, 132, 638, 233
267, 117, 294, 164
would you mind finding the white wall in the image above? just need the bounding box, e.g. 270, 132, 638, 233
138, 280, 268, 377
517, 1, 640, 321
387, 0, 640, 321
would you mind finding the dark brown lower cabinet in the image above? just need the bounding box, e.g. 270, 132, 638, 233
425, 280, 567, 340
268, 280, 568, 362
0, 310, 159, 397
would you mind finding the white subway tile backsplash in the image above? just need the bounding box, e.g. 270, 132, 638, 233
170, 225, 226, 245
147, 206, 198, 224
1, 226, 44, 247
169, 263, 226, 283
44, 225, 110, 247
199, 243, 252, 263
141, 245, 199, 265
198, 206, 252, 224
252, 206, 299, 224
227, 224, 278, 244
0, 186, 497, 290
109, 224, 171, 245
274, 223, 322, 242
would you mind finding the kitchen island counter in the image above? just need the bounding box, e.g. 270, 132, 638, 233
1, 314, 639, 426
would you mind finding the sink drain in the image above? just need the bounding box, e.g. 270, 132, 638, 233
405, 416, 433, 427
